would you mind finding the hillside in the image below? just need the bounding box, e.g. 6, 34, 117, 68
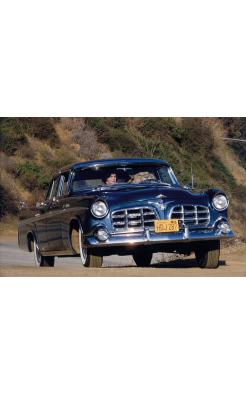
0, 117, 246, 250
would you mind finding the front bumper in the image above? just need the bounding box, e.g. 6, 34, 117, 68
83, 226, 235, 248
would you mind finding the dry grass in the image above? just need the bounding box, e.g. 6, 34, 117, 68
0, 214, 18, 237
205, 117, 246, 186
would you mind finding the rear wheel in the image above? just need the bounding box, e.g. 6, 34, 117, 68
34, 238, 55, 267
133, 252, 153, 267
79, 228, 102, 268
195, 240, 220, 269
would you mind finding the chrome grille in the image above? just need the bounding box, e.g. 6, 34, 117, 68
170, 205, 210, 226
111, 207, 158, 230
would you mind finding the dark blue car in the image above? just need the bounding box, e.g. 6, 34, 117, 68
18, 158, 234, 269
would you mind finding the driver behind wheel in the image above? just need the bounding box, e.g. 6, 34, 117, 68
102, 172, 117, 186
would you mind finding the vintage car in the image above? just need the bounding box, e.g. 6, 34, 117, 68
18, 158, 234, 269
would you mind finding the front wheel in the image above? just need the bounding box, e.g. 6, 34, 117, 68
195, 240, 220, 269
133, 252, 153, 267
79, 228, 102, 268
34, 238, 55, 267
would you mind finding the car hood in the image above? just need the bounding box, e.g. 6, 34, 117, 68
82, 185, 203, 205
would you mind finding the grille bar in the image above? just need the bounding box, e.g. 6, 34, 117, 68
111, 207, 158, 230
170, 205, 210, 226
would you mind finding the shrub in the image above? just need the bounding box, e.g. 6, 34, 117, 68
0, 153, 15, 174
0, 118, 28, 155
0, 176, 19, 218
14, 160, 50, 190
138, 117, 183, 142
180, 118, 214, 158
210, 156, 237, 189
233, 184, 246, 201
86, 118, 136, 154
0, 185, 19, 218
18, 117, 60, 148
39, 146, 54, 166
51, 145, 79, 172
16, 139, 37, 159
62, 118, 99, 158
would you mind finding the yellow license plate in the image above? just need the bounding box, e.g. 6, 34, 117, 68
154, 219, 179, 233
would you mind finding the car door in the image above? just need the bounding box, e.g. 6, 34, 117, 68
57, 172, 71, 248
34, 180, 55, 252
46, 176, 65, 251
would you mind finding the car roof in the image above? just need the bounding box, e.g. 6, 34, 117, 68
56, 158, 170, 175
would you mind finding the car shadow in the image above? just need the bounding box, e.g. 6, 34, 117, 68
151, 258, 227, 269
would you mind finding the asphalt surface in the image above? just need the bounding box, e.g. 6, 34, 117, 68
0, 237, 245, 276
0, 239, 135, 267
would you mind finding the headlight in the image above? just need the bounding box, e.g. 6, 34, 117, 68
91, 200, 108, 218
212, 194, 229, 211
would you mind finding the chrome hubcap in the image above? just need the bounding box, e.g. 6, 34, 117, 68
34, 239, 42, 267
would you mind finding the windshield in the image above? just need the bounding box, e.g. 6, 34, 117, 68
72, 166, 178, 191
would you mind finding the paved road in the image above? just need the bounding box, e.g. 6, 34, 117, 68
0, 237, 245, 276
0, 239, 136, 267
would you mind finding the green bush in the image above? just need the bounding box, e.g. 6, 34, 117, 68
210, 156, 237, 189
50, 146, 79, 172
18, 117, 60, 148
0, 184, 18, 218
0, 118, 28, 155
86, 118, 135, 154
14, 160, 50, 190
233, 184, 246, 201
138, 117, 184, 142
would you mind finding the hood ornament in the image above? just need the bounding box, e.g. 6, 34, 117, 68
156, 194, 167, 198
148, 201, 166, 210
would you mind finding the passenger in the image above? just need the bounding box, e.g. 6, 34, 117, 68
102, 172, 117, 186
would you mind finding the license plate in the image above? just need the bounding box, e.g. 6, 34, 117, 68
154, 219, 179, 233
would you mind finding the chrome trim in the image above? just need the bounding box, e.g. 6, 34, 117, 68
111, 206, 159, 230
110, 226, 156, 235
211, 216, 229, 228
169, 204, 210, 227
91, 199, 109, 219
148, 201, 166, 210
156, 194, 167, 198
84, 228, 235, 248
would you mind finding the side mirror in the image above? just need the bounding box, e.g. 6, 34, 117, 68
183, 184, 190, 190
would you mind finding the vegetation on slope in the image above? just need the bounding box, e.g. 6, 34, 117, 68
219, 117, 246, 169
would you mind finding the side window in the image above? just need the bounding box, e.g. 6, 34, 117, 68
58, 173, 69, 196
45, 181, 53, 201
46, 177, 59, 200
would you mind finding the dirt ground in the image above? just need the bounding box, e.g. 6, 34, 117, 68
0, 235, 245, 277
